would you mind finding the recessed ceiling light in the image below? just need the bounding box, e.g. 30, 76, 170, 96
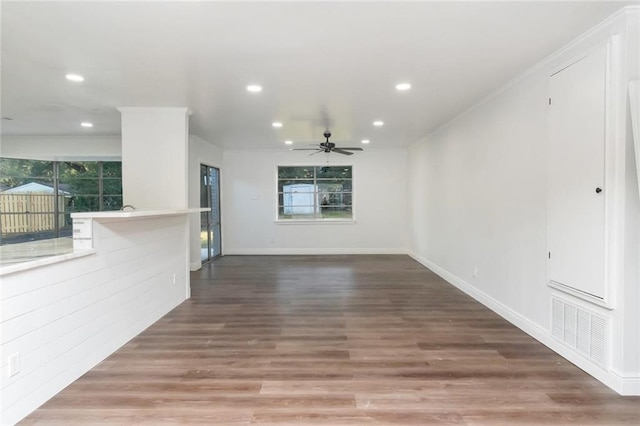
246, 84, 262, 93
272, 122, 283, 128
361, 139, 370, 144
396, 83, 411, 91
66, 74, 84, 82
373, 121, 384, 127
285, 140, 293, 145
81, 122, 93, 128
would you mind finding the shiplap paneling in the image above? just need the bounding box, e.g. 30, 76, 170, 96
0, 215, 190, 425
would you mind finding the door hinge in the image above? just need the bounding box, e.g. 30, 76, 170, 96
548, 97, 552, 106
548, 252, 551, 259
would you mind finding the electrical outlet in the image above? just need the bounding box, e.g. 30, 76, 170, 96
172, 273, 176, 285
8, 353, 20, 377
473, 266, 478, 278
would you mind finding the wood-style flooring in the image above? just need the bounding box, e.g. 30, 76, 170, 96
22, 255, 640, 425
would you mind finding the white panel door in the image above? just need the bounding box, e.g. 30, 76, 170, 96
548, 45, 606, 299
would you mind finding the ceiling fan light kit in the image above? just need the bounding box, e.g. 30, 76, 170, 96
291, 131, 364, 156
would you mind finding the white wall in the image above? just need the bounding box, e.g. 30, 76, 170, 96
409, 72, 549, 323
0, 215, 190, 425
0, 135, 121, 161
408, 8, 639, 394
188, 135, 223, 270
223, 149, 408, 254
120, 107, 189, 210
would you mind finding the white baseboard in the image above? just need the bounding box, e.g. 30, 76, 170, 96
622, 377, 640, 395
611, 369, 640, 396
408, 251, 639, 396
189, 261, 202, 271
224, 248, 408, 255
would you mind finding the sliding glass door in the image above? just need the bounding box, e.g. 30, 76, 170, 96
200, 165, 221, 262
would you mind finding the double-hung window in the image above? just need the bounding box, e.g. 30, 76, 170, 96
277, 166, 353, 221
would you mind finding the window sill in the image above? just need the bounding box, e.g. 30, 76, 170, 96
274, 219, 357, 225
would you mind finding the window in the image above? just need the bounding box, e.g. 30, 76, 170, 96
277, 166, 352, 220
0, 159, 122, 245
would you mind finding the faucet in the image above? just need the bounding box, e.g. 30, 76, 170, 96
120, 204, 136, 211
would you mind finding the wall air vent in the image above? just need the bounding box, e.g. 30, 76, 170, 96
551, 297, 608, 367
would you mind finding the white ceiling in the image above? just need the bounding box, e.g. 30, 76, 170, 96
1, 1, 636, 150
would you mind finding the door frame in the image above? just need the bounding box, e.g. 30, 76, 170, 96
546, 35, 625, 310
200, 163, 222, 263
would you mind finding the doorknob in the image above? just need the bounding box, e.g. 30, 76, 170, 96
595, 187, 602, 194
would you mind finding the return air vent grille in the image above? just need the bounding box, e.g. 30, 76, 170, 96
590, 315, 607, 365
551, 297, 608, 368
576, 309, 590, 353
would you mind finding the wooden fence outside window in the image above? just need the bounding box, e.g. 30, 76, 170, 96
0, 194, 67, 235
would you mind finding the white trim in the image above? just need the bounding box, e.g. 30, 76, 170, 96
630, 81, 640, 198
547, 280, 613, 310
189, 261, 202, 271
117, 107, 191, 115
408, 251, 639, 396
602, 33, 625, 312
274, 220, 356, 225
611, 369, 640, 396
225, 248, 407, 255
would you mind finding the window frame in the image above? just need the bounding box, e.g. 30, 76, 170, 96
0, 159, 123, 244
275, 164, 356, 224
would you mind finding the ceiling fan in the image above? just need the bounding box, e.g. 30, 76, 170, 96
292, 131, 363, 156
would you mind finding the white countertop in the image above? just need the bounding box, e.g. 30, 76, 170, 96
0, 248, 96, 277
71, 208, 209, 219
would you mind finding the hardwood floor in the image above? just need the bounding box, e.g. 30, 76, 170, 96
22, 255, 640, 425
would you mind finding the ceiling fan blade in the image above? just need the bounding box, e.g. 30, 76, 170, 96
291, 133, 362, 155
332, 148, 354, 156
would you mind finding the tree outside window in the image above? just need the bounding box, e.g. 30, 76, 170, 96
0, 158, 123, 245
